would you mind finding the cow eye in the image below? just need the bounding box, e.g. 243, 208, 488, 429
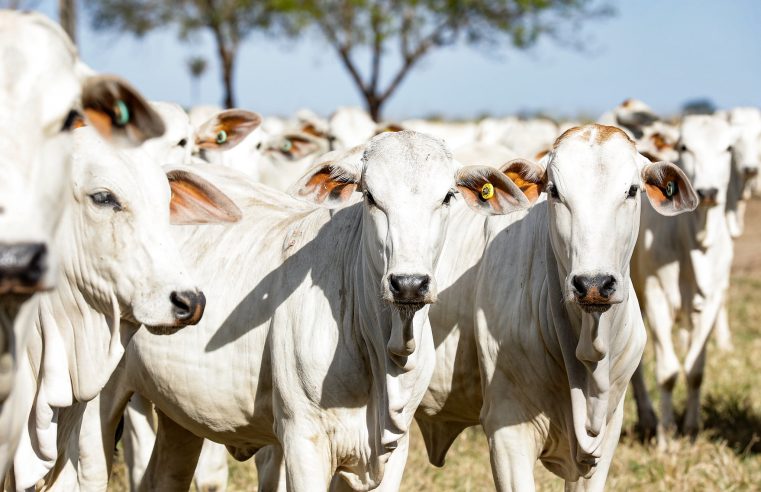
365, 191, 377, 207
443, 190, 456, 205
678, 143, 688, 152
627, 185, 639, 198
256, 142, 262, 150
547, 183, 560, 199
726, 145, 733, 153
89, 191, 122, 211
177, 138, 188, 148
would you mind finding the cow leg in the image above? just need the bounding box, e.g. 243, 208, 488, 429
123, 393, 158, 491
644, 291, 680, 441
193, 440, 230, 492
564, 398, 624, 492
139, 410, 203, 492
683, 344, 707, 439
482, 393, 538, 492
630, 361, 657, 441
280, 425, 332, 492
255, 445, 287, 492
364, 433, 410, 491
713, 302, 733, 352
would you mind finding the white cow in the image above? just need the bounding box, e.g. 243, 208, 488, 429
83, 131, 531, 491
10, 126, 241, 490
0, 10, 164, 477
723, 107, 761, 238
329, 106, 377, 149
415, 124, 696, 490
631, 115, 735, 441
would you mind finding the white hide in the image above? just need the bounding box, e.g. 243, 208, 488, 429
85, 132, 530, 491
416, 125, 696, 491
11, 127, 239, 490
631, 114, 735, 441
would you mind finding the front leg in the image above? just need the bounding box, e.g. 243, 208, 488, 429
481, 379, 539, 492
139, 410, 203, 492
630, 361, 657, 441
329, 433, 410, 492
280, 423, 333, 492
255, 445, 287, 492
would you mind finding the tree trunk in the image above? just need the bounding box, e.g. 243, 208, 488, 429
366, 94, 383, 122
59, 0, 76, 45
221, 50, 235, 108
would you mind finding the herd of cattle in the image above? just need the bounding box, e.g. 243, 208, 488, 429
1, 10, 760, 492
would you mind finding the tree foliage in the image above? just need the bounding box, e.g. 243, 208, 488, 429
86, 0, 276, 107
275, 0, 612, 120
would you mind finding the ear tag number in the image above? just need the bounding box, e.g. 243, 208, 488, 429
114, 100, 130, 127
665, 180, 676, 198
216, 130, 228, 144
481, 182, 494, 200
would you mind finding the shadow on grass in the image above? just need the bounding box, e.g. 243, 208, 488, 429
702, 393, 761, 455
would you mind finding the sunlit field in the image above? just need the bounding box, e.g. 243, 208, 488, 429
109, 199, 761, 492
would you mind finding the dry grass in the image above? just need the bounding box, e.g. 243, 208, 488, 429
110, 200, 761, 491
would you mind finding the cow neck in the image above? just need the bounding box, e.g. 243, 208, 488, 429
680, 205, 730, 298
0, 297, 26, 402
543, 236, 630, 476
14, 265, 135, 489
352, 222, 432, 472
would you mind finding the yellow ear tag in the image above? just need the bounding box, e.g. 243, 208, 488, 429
481, 182, 494, 200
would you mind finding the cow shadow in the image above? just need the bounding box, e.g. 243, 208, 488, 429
702, 393, 761, 455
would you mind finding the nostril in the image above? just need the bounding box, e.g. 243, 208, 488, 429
170, 291, 192, 319
572, 275, 588, 297
418, 275, 430, 295
388, 274, 402, 295
599, 276, 617, 298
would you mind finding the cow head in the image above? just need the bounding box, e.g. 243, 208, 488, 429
727, 108, 761, 193
66, 128, 240, 333
295, 131, 531, 357
0, 11, 164, 302
546, 125, 697, 313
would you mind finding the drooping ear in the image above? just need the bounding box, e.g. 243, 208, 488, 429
499, 158, 546, 204
165, 169, 243, 225
273, 134, 322, 160
81, 75, 165, 145
456, 165, 531, 216
292, 162, 360, 207
195, 109, 262, 150
640, 160, 698, 216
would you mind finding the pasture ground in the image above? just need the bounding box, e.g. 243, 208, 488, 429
110, 199, 761, 491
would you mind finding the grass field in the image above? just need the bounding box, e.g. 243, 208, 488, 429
111, 200, 761, 491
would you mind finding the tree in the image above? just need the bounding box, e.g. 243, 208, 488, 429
278, 0, 611, 121
187, 56, 208, 102
682, 98, 716, 116
86, 0, 274, 108
59, 0, 77, 44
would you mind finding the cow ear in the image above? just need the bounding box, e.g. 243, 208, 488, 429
499, 158, 546, 204
165, 169, 242, 225
456, 165, 531, 216
292, 162, 360, 207
275, 134, 322, 160
641, 160, 698, 216
81, 75, 165, 145
195, 109, 262, 150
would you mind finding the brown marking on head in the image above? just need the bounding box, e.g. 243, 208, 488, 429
650, 132, 672, 152
621, 98, 634, 108
376, 123, 405, 135
301, 123, 328, 139
553, 124, 635, 151
534, 149, 549, 161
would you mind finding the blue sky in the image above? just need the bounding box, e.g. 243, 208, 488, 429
31, 0, 761, 120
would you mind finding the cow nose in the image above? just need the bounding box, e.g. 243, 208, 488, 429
388, 274, 430, 303
743, 166, 759, 178
696, 188, 718, 203
0, 243, 47, 294
571, 275, 617, 300
170, 290, 206, 325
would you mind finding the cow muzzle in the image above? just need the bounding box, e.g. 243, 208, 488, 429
695, 187, 719, 207
386, 273, 434, 306
170, 290, 206, 326
743, 166, 759, 179
0, 242, 48, 296
570, 274, 621, 313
